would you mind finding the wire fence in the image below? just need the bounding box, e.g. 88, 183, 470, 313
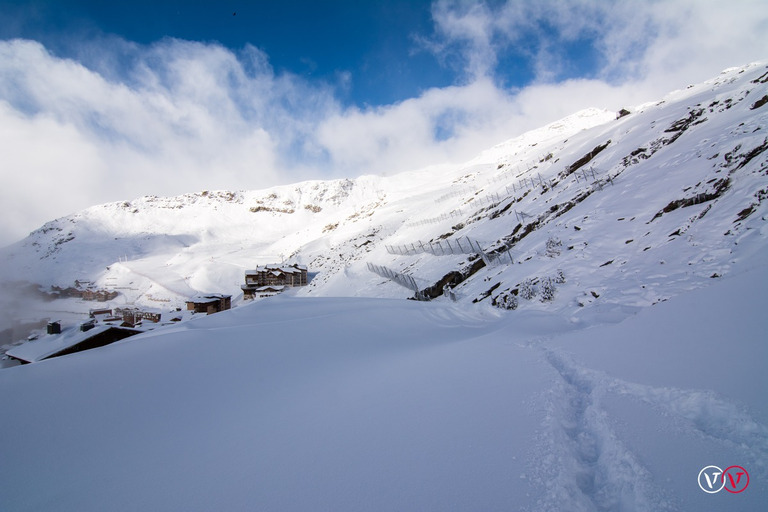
470, 192, 504, 207
385, 236, 485, 257
513, 209, 536, 223
502, 173, 556, 194
435, 186, 475, 203
406, 209, 465, 227
385, 236, 516, 268
480, 250, 515, 267
574, 166, 614, 188
366, 262, 421, 294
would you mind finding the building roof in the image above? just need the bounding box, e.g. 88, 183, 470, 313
245, 264, 306, 274
256, 285, 285, 292
187, 294, 232, 304
6, 325, 112, 363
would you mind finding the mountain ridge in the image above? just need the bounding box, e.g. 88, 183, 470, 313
1, 62, 766, 329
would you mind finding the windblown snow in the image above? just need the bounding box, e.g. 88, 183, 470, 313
1, 63, 767, 511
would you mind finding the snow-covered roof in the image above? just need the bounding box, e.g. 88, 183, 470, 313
188, 294, 231, 303
256, 285, 285, 292
6, 325, 112, 363
245, 264, 305, 274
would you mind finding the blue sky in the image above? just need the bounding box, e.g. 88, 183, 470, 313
2, 0, 457, 107
0, 0, 766, 245
0, 0, 602, 107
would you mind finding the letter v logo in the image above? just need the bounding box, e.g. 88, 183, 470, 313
705, 471, 721, 489
698, 466, 725, 493
723, 466, 750, 493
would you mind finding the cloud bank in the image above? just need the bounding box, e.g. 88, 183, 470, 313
0, 0, 766, 246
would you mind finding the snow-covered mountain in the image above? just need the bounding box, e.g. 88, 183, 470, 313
2, 63, 766, 322
1, 64, 767, 512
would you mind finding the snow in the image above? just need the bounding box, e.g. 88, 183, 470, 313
1, 62, 767, 510
0, 260, 765, 511
7, 62, 765, 320
5, 324, 112, 363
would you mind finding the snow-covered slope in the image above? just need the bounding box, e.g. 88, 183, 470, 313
2, 63, 767, 328
0, 255, 765, 511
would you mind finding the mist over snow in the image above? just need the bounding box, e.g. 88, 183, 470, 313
1, 0, 767, 245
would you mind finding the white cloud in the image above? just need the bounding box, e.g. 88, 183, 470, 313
426, 0, 768, 90
427, 1, 497, 80
0, 100, 104, 243
0, 0, 766, 246
0, 38, 337, 245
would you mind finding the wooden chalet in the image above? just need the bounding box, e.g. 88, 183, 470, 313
186, 294, 232, 314
112, 307, 162, 327
242, 264, 308, 299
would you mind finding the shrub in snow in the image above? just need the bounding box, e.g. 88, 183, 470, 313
545, 237, 562, 258
553, 269, 566, 284
540, 277, 557, 302
519, 278, 537, 300
495, 292, 518, 310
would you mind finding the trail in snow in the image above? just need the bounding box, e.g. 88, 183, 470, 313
530, 348, 670, 512
529, 346, 767, 511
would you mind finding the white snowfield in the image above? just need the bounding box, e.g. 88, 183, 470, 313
1, 63, 767, 510
0, 259, 765, 511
